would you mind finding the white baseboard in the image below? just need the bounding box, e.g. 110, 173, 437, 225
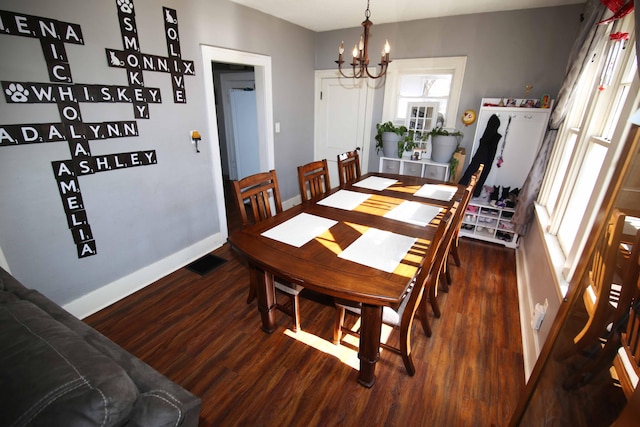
64, 233, 227, 319
516, 246, 536, 381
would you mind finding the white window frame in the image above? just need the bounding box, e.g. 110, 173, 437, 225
381, 57, 467, 129
537, 15, 638, 284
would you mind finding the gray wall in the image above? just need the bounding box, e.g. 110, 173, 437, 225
0, 0, 315, 305
315, 5, 583, 172
0, 0, 582, 308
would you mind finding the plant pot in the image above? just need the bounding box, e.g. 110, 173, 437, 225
381, 132, 401, 158
431, 135, 458, 163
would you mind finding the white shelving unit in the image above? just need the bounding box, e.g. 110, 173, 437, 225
459, 97, 552, 247
460, 199, 518, 248
379, 156, 450, 182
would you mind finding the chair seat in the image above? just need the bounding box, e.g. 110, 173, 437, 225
336, 283, 413, 327
275, 281, 303, 296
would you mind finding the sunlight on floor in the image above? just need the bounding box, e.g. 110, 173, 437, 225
283, 318, 395, 370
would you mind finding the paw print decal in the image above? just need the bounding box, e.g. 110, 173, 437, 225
117, 0, 134, 14
5, 83, 29, 103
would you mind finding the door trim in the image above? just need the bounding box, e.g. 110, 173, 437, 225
201, 46, 274, 239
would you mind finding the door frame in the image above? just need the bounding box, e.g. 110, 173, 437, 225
201, 46, 274, 239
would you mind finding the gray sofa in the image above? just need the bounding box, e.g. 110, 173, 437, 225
0, 267, 201, 427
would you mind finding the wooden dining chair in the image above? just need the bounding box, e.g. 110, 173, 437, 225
231, 170, 304, 331
441, 164, 484, 292
337, 149, 361, 186
555, 209, 627, 361
449, 164, 484, 269
332, 205, 455, 376
612, 228, 640, 399
297, 159, 331, 202
561, 227, 640, 392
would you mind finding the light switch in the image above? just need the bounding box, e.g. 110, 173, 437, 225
275, 122, 281, 133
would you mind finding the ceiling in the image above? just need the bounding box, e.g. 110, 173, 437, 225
230, 0, 585, 32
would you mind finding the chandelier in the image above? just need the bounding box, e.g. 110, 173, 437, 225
335, 0, 391, 79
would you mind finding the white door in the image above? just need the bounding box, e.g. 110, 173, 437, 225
230, 89, 260, 179
220, 72, 259, 180
314, 71, 374, 187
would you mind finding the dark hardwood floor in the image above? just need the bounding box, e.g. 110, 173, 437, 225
86, 228, 526, 426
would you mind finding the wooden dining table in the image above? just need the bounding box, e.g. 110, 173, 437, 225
227, 172, 465, 387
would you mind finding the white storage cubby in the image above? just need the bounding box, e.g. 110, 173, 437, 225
460, 97, 552, 247
460, 199, 518, 248
379, 156, 450, 182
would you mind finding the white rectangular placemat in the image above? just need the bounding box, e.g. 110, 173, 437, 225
338, 228, 416, 273
352, 176, 398, 191
261, 213, 337, 247
414, 184, 457, 201
384, 201, 442, 226
317, 190, 372, 211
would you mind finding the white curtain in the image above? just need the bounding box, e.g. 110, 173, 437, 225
511, 0, 608, 235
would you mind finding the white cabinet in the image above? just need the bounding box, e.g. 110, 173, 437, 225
379, 157, 450, 182
460, 200, 518, 248
461, 97, 552, 247
468, 98, 552, 190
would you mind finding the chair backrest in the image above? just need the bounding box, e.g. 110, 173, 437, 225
587, 209, 626, 311
399, 203, 457, 326
297, 159, 331, 202
616, 228, 640, 398
231, 170, 283, 227
337, 150, 361, 186
470, 164, 484, 190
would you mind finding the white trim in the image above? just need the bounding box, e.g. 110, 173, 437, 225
65, 233, 227, 319
381, 56, 467, 128
200, 45, 275, 242
515, 245, 534, 381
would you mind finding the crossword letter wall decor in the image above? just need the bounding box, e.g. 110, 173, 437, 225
1, 1, 196, 259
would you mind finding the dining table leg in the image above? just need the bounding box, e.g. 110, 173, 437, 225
251, 265, 277, 333
357, 304, 383, 387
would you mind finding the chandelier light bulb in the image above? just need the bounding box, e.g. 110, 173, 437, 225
384, 39, 390, 54
339, 41, 344, 55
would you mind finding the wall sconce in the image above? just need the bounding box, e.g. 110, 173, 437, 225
191, 130, 201, 153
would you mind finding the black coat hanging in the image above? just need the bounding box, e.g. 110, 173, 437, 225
459, 114, 502, 196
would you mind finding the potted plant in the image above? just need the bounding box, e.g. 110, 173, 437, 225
425, 126, 463, 163
375, 121, 415, 158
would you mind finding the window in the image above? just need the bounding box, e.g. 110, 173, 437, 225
381, 57, 467, 131
537, 15, 638, 283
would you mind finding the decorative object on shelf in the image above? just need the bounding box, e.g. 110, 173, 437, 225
524, 84, 533, 97
375, 121, 414, 158
335, 0, 391, 80
461, 109, 476, 126
426, 126, 463, 163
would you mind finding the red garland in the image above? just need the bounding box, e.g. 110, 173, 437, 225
597, 0, 634, 25
609, 31, 630, 40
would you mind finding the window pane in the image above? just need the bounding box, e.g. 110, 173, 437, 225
396, 74, 452, 120
557, 141, 608, 254
547, 132, 578, 213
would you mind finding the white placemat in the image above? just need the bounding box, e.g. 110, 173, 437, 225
384, 201, 443, 227
414, 184, 458, 201
317, 190, 372, 211
261, 213, 337, 247
352, 176, 398, 191
338, 228, 417, 273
